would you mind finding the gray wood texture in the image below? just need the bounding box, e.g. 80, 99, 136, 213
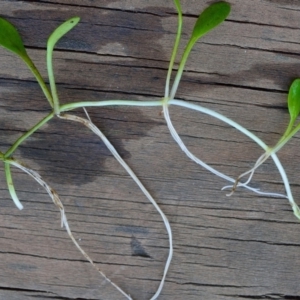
1, 1, 300, 299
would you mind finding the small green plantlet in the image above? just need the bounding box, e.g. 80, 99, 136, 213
226, 78, 300, 220
167, 1, 231, 100
1, 1, 299, 299
0, 7, 173, 300
161, 0, 285, 197
47, 17, 80, 114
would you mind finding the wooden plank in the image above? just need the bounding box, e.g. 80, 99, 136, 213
1, 0, 300, 299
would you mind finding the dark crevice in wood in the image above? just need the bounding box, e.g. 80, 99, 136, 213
233, 294, 300, 299
227, 19, 300, 31
181, 282, 258, 288
184, 76, 287, 94
210, 236, 300, 247
0, 286, 63, 298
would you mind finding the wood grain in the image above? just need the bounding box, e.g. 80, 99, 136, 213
1, 0, 300, 299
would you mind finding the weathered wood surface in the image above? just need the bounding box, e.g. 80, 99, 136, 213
1, 0, 300, 299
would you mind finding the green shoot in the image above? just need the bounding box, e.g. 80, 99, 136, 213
164, 0, 183, 99
229, 78, 300, 194
169, 1, 231, 99
47, 17, 80, 114
0, 17, 53, 107
4, 112, 54, 158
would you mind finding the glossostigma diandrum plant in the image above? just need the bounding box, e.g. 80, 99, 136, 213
0, 0, 299, 299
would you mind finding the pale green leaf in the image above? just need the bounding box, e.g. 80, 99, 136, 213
47, 17, 80, 114
47, 17, 80, 51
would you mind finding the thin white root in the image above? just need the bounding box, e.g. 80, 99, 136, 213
9, 158, 132, 300
59, 111, 172, 300
227, 152, 270, 197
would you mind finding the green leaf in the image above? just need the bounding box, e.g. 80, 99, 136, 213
288, 78, 300, 122
0, 17, 28, 58
47, 17, 80, 114
47, 16, 80, 51
191, 1, 231, 41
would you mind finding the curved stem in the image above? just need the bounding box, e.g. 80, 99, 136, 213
46, 17, 80, 115
61, 98, 286, 198
163, 102, 284, 198
46, 45, 59, 114
169, 99, 299, 218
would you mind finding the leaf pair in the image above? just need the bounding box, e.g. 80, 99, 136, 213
0, 16, 79, 209
0, 15, 79, 112
0, 16, 79, 67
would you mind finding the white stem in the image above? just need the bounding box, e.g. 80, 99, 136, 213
163, 102, 286, 198
59, 113, 173, 300
169, 99, 299, 216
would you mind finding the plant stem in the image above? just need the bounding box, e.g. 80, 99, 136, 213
163, 102, 284, 198
164, 0, 183, 99
4, 112, 54, 158
46, 46, 60, 114
60, 99, 164, 112
169, 38, 196, 100
22, 54, 54, 108
241, 117, 300, 181
169, 99, 300, 218
276, 118, 295, 146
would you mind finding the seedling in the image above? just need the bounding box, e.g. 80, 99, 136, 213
0, 13, 171, 300
224, 78, 300, 218
1, 0, 298, 299
230, 79, 300, 190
